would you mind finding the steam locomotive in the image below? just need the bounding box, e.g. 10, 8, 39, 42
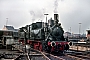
19, 14, 70, 53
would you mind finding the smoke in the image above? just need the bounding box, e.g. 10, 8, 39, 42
29, 9, 45, 22
42, 8, 46, 14
54, 0, 59, 13
30, 10, 35, 22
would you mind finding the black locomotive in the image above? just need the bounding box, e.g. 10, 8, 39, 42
19, 14, 70, 53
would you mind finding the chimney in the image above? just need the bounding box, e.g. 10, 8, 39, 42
54, 14, 59, 24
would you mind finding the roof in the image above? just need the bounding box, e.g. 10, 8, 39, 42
4, 26, 18, 32
5, 26, 14, 30
0, 30, 13, 32
14, 29, 19, 32
65, 32, 71, 34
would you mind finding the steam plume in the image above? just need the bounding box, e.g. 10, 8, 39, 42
30, 10, 35, 22
54, 0, 59, 13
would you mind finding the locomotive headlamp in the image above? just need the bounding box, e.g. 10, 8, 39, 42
69, 42, 73, 46
51, 41, 56, 46
68, 42, 73, 46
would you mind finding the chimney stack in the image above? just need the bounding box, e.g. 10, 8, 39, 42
54, 14, 59, 24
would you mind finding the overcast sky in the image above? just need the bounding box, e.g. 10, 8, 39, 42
0, 0, 90, 34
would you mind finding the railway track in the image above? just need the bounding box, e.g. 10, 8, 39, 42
0, 43, 90, 60
65, 49, 90, 60
41, 49, 90, 60
12, 44, 65, 60
12, 44, 90, 60
12, 44, 54, 60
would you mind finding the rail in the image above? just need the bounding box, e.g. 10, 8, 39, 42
49, 53, 65, 60
40, 52, 50, 60
26, 53, 31, 60
14, 54, 21, 60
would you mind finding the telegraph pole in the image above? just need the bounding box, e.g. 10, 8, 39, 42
79, 23, 82, 38
6, 18, 8, 26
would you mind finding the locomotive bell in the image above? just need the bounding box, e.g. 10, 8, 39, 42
54, 14, 59, 24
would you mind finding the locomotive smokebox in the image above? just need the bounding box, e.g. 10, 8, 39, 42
54, 14, 59, 24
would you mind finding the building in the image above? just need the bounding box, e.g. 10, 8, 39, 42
64, 31, 86, 39
2, 25, 19, 39
64, 32, 72, 38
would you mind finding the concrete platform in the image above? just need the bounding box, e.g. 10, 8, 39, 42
70, 45, 90, 51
